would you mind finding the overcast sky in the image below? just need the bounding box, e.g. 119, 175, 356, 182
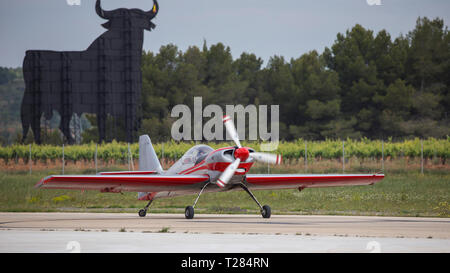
0, 0, 449, 68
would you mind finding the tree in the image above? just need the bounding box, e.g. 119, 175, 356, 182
289, 51, 345, 139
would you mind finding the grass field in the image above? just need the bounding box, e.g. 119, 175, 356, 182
0, 158, 449, 217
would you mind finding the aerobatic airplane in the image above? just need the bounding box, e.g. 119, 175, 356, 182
36, 116, 384, 219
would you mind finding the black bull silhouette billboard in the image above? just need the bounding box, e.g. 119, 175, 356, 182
21, 0, 159, 144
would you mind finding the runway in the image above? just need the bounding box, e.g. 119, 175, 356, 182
0, 213, 449, 252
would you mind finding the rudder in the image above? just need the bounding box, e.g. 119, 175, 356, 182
138, 135, 163, 201
138, 135, 163, 173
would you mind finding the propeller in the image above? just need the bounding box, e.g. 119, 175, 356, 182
216, 115, 281, 188
250, 152, 282, 165
223, 115, 241, 148
217, 158, 240, 188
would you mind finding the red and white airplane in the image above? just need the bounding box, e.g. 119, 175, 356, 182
36, 116, 384, 219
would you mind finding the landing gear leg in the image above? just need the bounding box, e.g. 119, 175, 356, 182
138, 199, 153, 217
185, 182, 210, 219
239, 183, 271, 218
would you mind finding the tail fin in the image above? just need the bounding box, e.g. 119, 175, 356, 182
138, 135, 163, 173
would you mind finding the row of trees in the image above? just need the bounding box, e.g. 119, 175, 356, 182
1, 17, 449, 144
0, 67, 24, 145
137, 17, 449, 142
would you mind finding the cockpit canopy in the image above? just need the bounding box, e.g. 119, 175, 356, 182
167, 145, 214, 174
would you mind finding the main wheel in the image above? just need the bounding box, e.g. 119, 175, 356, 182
185, 206, 194, 219
261, 205, 271, 218
138, 209, 147, 217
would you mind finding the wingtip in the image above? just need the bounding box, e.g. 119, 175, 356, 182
35, 176, 51, 189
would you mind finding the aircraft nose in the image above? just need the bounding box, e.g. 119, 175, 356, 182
234, 147, 249, 161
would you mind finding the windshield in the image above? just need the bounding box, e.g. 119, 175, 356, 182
166, 145, 214, 174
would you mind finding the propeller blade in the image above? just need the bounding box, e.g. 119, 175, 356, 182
250, 152, 282, 165
223, 115, 241, 148
216, 158, 241, 188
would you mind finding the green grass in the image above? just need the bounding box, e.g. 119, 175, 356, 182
0, 164, 449, 217
158, 227, 171, 233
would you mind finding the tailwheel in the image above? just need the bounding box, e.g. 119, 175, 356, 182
138, 209, 147, 217
185, 206, 194, 219
261, 205, 271, 219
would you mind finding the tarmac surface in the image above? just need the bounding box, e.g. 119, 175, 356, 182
0, 212, 449, 252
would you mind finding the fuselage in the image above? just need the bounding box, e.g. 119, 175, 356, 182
166, 145, 255, 185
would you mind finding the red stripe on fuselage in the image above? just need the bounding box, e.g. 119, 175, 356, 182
178, 147, 234, 174
179, 147, 257, 175
178, 160, 206, 175
178, 147, 234, 175
183, 162, 254, 175
99, 171, 157, 175
208, 162, 253, 172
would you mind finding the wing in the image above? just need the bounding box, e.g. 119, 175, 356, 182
35, 174, 209, 193
98, 171, 158, 175
246, 174, 384, 190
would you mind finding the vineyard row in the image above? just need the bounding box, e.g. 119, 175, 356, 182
1, 138, 448, 163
